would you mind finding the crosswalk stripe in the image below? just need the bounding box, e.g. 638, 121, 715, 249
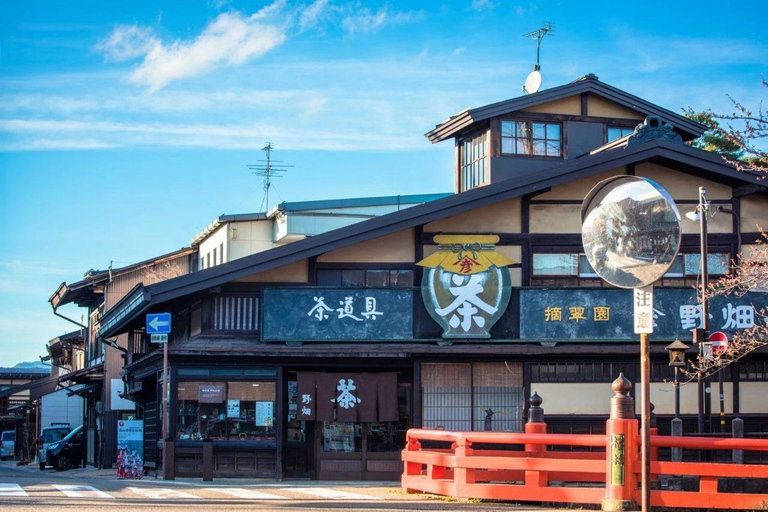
285, 487, 382, 500
128, 487, 199, 499
52, 484, 113, 499
209, 488, 289, 500
0, 484, 28, 497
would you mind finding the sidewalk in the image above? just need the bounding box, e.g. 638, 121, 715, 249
0, 459, 399, 485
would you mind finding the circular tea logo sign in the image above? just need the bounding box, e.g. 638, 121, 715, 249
417, 235, 515, 339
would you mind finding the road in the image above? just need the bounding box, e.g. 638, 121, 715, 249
0, 462, 532, 512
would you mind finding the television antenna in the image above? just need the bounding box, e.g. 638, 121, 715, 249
522, 22, 554, 94
247, 143, 294, 212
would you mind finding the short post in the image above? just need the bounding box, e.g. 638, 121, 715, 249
162, 440, 175, 480
202, 439, 213, 482
525, 393, 547, 487
732, 418, 744, 464
453, 436, 475, 494
602, 374, 639, 512
671, 418, 683, 462
649, 403, 659, 489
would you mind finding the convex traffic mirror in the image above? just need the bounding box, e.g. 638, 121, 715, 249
581, 176, 681, 289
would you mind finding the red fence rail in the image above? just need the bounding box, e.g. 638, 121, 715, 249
402, 424, 768, 510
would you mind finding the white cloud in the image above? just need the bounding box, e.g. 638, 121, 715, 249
94, 25, 158, 61
471, 0, 498, 12
0, 138, 117, 151
299, 0, 331, 32
342, 6, 424, 35
95, 3, 289, 92
514, 4, 537, 16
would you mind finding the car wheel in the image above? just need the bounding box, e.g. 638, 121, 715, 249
39, 462, 46, 470
54, 455, 70, 471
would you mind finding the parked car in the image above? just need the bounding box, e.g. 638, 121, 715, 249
38, 425, 71, 470
0, 430, 15, 460
46, 425, 84, 471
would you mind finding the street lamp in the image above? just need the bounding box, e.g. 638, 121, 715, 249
685, 187, 710, 436
665, 339, 689, 418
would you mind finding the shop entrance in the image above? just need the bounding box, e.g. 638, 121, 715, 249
286, 371, 411, 480
315, 419, 404, 480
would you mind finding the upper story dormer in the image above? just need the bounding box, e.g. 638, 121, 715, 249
425, 74, 708, 192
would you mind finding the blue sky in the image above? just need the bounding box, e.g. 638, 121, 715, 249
1, 0, 766, 365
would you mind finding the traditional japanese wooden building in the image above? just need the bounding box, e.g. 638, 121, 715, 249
99, 74, 768, 481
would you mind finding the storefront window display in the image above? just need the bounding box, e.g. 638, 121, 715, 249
176, 381, 276, 441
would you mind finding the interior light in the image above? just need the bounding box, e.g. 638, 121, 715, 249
685, 211, 700, 221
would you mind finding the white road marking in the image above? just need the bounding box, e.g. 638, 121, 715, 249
285, 487, 382, 500
52, 484, 113, 499
127, 487, 200, 499
208, 487, 289, 500
0, 484, 28, 497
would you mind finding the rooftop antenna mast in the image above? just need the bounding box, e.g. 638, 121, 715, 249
247, 143, 294, 212
522, 22, 554, 94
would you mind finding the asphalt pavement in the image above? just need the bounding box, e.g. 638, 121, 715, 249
0, 460, 594, 512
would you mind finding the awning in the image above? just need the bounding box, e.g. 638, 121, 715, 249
66, 383, 100, 398
297, 372, 397, 422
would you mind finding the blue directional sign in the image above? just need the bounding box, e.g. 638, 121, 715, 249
146, 313, 172, 334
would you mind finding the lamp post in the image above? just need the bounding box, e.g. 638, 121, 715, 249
685, 187, 710, 435
665, 339, 689, 418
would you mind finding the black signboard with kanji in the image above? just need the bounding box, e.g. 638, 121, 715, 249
262, 288, 413, 341
519, 288, 766, 341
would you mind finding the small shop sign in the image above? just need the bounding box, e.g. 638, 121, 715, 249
198, 385, 224, 403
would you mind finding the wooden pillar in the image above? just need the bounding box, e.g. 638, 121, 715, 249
524, 392, 547, 487
602, 374, 638, 511
162, 440, 175, 480
202, 440, 213, 482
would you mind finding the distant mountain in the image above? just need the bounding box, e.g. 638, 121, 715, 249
13, 361, 48, 369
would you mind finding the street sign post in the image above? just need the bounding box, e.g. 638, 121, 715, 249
150, 334, 168, 344
146, 313, 171, 334
147, 313, 172, 480
582, 176, 681, 512
710, 331, 729, 355
710, 331, 729, 432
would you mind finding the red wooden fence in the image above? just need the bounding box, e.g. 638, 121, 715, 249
402, 424, 768, 510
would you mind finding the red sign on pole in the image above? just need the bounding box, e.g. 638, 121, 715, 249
710, 331, 729, 355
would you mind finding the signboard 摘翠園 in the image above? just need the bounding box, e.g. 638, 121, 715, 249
519, 288, 767, 341
262, 288, 413, 341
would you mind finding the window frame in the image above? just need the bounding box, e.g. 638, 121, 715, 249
459, 129, 489, 192
500, 119, 563, 158
606, 125, 634, 143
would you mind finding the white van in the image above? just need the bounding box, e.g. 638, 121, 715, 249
0, 431, 15, 460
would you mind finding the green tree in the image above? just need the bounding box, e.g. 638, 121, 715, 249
683, 109, 743, 160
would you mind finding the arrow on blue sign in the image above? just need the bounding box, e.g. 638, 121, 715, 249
146, 313, 172, 334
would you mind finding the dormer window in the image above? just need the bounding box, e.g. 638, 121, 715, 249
607, 126, 634, 142
501, 121, 562, 157
460, 130, 488, 192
